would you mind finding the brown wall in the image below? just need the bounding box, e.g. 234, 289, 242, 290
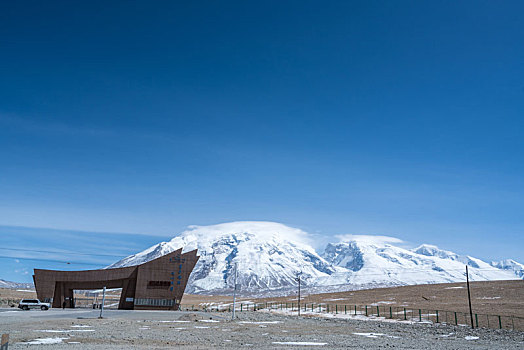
33, 248, 199, 310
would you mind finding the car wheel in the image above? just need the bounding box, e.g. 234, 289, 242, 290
22, 305, 29, 310
41, 306, 48, 310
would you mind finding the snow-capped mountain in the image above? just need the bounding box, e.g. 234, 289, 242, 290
0, 279, 34, 290
110, 221, 336, 294
110, 221, 522, 295
491, 259, 524, 279
321, 236, 517, 288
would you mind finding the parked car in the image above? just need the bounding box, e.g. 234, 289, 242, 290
18, 299, 51, 310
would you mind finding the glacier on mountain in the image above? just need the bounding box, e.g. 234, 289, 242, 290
109, 221, 522, 295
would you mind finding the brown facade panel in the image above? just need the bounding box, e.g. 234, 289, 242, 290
33, 248, 199, 310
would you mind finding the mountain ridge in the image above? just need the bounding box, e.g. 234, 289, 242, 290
110, 221, 522, 296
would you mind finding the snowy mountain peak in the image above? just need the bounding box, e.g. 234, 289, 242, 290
413, 244, 440, 256
491, 259, 524, 279
111, 221, 333, 294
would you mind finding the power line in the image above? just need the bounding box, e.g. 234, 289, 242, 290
0, 247, 129, 258
0, 255, 107, 267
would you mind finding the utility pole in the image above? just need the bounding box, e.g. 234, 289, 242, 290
296, 274, 301, 316
232, 263, 238, 320
99, 286, 106, 319
466, 266, 474, 329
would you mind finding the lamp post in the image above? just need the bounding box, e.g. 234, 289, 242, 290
98, 286, 106, 319
232, 263, 238, 320
295, 273, 302, 316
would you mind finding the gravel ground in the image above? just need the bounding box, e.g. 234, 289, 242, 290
1, 308, 523, 349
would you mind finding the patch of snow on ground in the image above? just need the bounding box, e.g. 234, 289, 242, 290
198, 319, 220, 323
71, 325, 91, 328
371, 301, 395, 305
477, 296, 500, 300
23, 337, 69, 345
37, 330, 66, 333
465, 336, 479, 340
444, 286, 464, 289
272, 341, 327, 346
353, 332, 399, 339
239, 321, 281, 324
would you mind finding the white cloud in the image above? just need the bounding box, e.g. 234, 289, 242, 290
183, 221, 314, 246
335, 234, 403, 245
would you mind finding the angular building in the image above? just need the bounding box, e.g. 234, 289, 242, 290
33, 248, 198, 310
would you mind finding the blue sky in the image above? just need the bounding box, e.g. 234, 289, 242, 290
1, 1, 523, 282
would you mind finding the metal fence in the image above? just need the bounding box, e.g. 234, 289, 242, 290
73, 297, 120, 309
181, 302, 524, 331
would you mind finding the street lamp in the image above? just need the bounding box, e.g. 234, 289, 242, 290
295, 273, 302, 316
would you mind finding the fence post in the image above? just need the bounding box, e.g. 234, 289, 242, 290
312, 303, 314, 312
389, 307, 392, 319
365, 305, 368, 317
377, 306, 380, 317
327, 304, 330, 313
335, 305, 338, 314
475, 314, 478, 328
345, 305, 347, 314
404, 308, 407, 320
354, 305, 357, 316
419, 309, 422, 322
436, 310, 439, 323
454, 312, 458, 325
498, 315, 502, 329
